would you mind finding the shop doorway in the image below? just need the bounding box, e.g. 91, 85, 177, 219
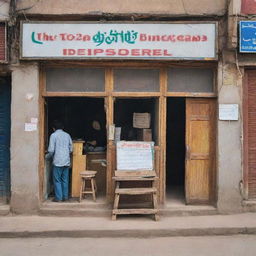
44, 97, 107, 201
114, 98, 159, 143
166, 98, 186, 204
166, 98, 216, 205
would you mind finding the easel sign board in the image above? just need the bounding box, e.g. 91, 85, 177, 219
116, 141, 154, 171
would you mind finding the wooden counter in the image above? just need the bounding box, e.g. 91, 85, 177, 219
71, 143, 106, 198
87, 152, 106, 196
71, 141, 86, 197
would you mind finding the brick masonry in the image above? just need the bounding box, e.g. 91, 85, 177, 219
0, 23, 6, 61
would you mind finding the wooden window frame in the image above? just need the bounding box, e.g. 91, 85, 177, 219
39, 62, 217, 203
41, 62, 217, 97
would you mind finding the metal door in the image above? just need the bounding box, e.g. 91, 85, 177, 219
0, 77, 11, 202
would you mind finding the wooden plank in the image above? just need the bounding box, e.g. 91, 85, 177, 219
73, 141, 85, 155
115, 170, 156, 177
166, 92, 216, 98
152, 190, 159, 221
39, 66, 45, 201
113, 209, 158, 214
42, 92, 106, 97
113, 176, 158, 181
91, 178, 96, 201
111, 92, 161, 97
105, 67, 114, 201
43, 61, 216, 69
115, 188, 157, 194
159, 95, 166, 204
71, 154, 86, 197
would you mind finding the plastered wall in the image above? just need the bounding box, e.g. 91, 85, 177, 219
10, 64, 40, 214
17, 0, 226, 16
217, 61, 243, 213
0, 0, 9, 21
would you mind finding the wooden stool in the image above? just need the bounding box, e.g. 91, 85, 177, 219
79, 170, 97, 202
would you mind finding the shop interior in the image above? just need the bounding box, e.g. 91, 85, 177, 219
44, 97, 158, 202
46, 97, 106, 146
114, 98, 158, 144
166, 97, 186, 205
44, 97, 107, 201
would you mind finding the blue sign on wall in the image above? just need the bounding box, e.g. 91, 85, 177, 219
240, 21, 256, 53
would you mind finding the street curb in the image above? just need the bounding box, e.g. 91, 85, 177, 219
1, 227, 256, 238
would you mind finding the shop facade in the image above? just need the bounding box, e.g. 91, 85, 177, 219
8, 0, 245, 214
21, 22, 217, 205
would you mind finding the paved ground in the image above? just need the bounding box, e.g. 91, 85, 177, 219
1, 213, 256, 238
0, 235, 256, 256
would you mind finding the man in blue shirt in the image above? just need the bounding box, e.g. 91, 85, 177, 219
46, 120, 73, 202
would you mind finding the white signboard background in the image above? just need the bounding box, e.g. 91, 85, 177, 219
21, 23, 216, 59
219, 104, 239, 121
117, 141, 154, 170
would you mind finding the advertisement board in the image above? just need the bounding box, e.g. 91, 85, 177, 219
21, 22, 217, 60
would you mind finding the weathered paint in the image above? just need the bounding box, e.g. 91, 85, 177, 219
10, 64, 40, 214
0, 1, 9, 21
17, 0, 227, 16
217, 62, 243, 213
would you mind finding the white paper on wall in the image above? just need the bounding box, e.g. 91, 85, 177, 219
219, 104, 239, 121
25, 123, 37, 132
117, 141, 154, 170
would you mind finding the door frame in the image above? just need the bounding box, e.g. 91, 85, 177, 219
165, 97, 217, 205
39, 63, 217, 204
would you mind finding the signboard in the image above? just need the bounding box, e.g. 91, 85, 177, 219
219, 104, 239, 121
21, 22, 217, 60
0, 23, 6, 62
240, 21, 256, 53
116, 141, 154, 170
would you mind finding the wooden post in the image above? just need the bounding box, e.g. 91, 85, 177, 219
105, 68, 114, 201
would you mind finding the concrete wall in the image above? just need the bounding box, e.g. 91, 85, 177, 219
17, 0, 227, 16
0, 0, 9, 21
11, 63, 40, 214
227, 0, 241, 49
217, 61, 243, 213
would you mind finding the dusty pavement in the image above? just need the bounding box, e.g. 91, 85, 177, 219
1, 212, 256, 238
0, 235, 256, 256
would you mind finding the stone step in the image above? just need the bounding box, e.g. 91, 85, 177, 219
162, 205, 218, 217
39, 207, 111, 217
1, 213, 256, 238
0, 204, 10, 216
39, 202, 217, 217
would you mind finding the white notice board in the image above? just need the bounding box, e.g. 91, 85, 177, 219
219, 104, 239, 121
116, 141, 154, 170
